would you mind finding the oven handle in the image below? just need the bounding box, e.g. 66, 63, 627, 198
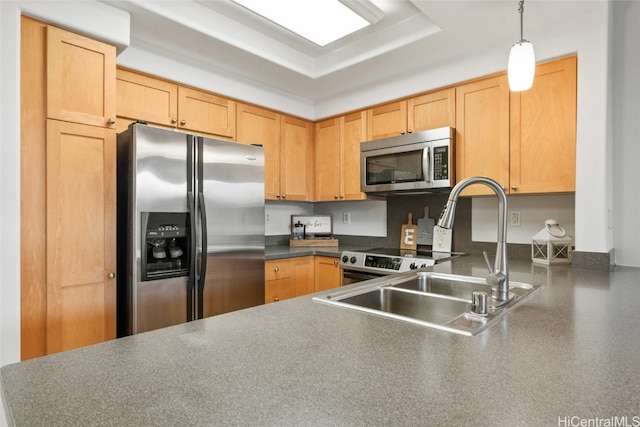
343, 270, 386, 282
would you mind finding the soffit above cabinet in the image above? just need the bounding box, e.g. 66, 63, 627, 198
100, 0, 604, 105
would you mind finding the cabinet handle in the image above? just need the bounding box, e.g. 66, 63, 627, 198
108, 272, 116, 279
333, 260, 338, 266
511, 185, 518, 191
180, 120, 186, 126
400, 131, 405, 135
274, 297, 279, 302
334, 195, 339, 199
276, 193, 281, 198
340, 195, 345, 199
282, 194, 286, 199
107, 118, 115, 125
274, 267, 279, 273
407, 129, 413, 133
172, 118, 177, 123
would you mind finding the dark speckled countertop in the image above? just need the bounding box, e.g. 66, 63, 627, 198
2, 256, 640, 426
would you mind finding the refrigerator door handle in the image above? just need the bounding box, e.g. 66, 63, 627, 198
187, 191, 196, 322
197, 191, 208, 319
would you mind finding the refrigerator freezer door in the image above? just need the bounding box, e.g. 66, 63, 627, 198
197, 137, 265, 318
128, 125, 193, 334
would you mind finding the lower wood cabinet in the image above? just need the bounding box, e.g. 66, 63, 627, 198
314, 256, 342, 291
264, 256, 342, 304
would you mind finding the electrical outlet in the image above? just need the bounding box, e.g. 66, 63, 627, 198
509, 210, 521, 227
265, 213, 270, 223
343, 212, 351, 224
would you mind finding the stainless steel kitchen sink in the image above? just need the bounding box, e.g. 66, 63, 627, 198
313, 272, 542, 336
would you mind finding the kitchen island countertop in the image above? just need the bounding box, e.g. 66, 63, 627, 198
2, 256, 640, 426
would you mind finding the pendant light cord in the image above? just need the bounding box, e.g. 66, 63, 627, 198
518, 0, 525, 42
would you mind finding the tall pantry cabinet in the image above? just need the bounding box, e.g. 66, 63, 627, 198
21, 16, 117, 359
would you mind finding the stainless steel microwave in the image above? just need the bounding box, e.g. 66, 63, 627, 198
360, 126, 455, 194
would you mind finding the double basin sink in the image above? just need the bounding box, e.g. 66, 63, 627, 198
313, 271, 542, 336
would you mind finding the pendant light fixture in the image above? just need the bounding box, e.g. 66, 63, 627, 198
508, 0, 535, 91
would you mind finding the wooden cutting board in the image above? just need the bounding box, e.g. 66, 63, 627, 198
400, 213, 418, 250
417, 207, 435, 246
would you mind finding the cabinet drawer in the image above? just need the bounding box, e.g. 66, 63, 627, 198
265, 278, 295, 303
265, 259, 291, 281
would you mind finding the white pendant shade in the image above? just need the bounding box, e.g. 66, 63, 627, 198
508, 41, 535, 91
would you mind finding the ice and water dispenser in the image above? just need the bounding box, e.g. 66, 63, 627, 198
141, 212, 190, 281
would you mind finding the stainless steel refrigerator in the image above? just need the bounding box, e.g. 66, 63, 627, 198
117, 123, 265, 336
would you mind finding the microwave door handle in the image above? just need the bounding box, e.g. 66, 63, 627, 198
422, 146, 431, 183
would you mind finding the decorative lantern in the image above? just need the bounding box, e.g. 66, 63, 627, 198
531, 219, 573, 265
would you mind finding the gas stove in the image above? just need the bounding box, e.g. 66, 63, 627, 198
339, 248, 460, 275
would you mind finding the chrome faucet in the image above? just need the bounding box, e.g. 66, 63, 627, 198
437, 176, 510, 302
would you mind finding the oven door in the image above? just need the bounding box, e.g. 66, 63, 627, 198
342, 269, 387, 286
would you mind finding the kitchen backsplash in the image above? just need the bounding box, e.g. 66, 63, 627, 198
266, 193, 575, 259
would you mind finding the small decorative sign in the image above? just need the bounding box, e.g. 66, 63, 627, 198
290, 215, 333, 236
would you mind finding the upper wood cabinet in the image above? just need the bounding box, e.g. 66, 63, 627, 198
236, 103, 281, 198
279, 115, 315, 201
455, 74, 511, 196
177, 86, 236, 139
116, 68, 178, 130
315, 111, 367, 201
455, 56, 577, 196
47, 25, 116, 129
366, 88, 455, 140
115, 68, 236, 138
509, 55, 577, 194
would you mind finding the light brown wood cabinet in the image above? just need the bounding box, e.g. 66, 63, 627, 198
238, 103, 314, 201
264, 256, 341, 303
315, 112, 367, 201
314, 256, 342, 291
116, 68, 236, 139
47, 25, 116, 129
115, 68, 178, 131
366, 88, 455, 140
177, 86, 236, 138
236, 103, 281, 199
280, 115, 315, 201
455, 74, 511, 196
21, 17, 117, 359
509, 55, 577, 193
455, 56, 577, 196
264, 257, 314, 303
45, 120, 117, 354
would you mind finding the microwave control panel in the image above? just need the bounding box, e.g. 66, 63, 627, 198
432, 146, 449, 180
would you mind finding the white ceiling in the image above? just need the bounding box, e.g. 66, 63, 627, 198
102, 0, 605, 104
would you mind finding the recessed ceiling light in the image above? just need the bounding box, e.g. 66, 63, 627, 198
232, 0, 372, 47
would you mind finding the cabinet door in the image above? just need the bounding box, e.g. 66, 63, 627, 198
292, 256, 315, 297
366, 100, 407, 140
510, 56, 577, 194
46, 25, 115, 129
46, 120, 116, 354
116, 68, 178, 128
341, 111, 368, 200
314, 256, 342, 292
280, 115, 314, 201
315, 118, 341, 201
237, 103, 281, 199
408, 88, 456, 131
178, 87, 236, 138
455, 74, 510, 196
